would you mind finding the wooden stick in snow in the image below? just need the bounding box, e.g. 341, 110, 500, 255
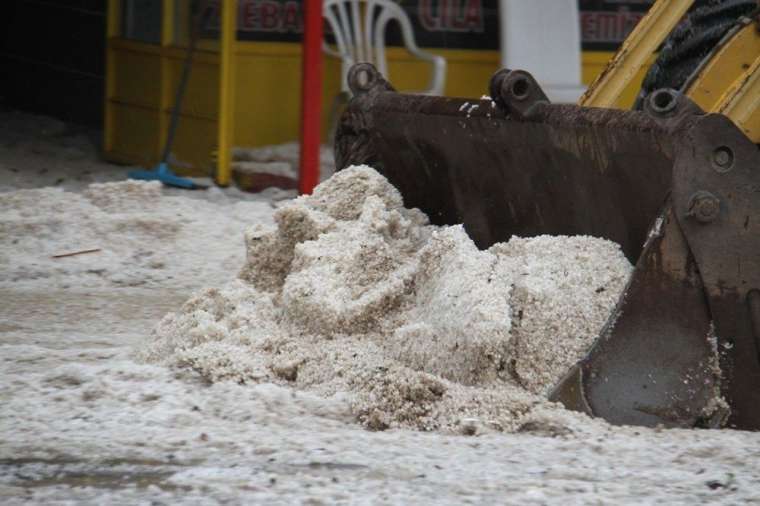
52, 248, 101, 259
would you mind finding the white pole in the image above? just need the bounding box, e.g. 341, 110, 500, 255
498, 0, 585, 103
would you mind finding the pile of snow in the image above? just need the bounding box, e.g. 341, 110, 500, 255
140, 166, 632, 433
0, 180, 275, 290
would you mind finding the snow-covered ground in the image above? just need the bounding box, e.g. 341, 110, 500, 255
1, 110, 759, 504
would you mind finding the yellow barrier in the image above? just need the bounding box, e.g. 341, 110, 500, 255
217, 0, 237, 186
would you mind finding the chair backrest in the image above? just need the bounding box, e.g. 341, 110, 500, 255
323, 0, 441, 93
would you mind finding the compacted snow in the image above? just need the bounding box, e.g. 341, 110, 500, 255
1, 111, 759, 504
140, 166, 632, 435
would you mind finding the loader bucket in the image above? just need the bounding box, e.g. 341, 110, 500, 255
335, 64, 760, 430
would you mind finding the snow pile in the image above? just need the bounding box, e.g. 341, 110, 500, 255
140, 166, 632, 434
493, 237, 630, 394
0, 180, 275, 290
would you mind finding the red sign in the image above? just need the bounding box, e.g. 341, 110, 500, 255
205, 0, 303, 34
239, 0, 302, 32
418, 0, 484, 33
580, 8, 645, 44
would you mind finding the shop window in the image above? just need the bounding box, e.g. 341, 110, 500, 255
121, 0, 163, 44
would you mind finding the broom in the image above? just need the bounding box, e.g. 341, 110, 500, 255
128, 2, 212, 189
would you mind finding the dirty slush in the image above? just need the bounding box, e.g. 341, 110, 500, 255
139, 165, 632, 434
4, 157, 760, 504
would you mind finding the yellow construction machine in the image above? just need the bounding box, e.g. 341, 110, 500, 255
334, 0, 760, 430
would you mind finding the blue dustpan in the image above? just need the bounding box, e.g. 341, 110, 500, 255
129, 162, 201, 190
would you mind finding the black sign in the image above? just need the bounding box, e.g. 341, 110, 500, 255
202, 1, 658, 51
202, 0, 302, 42
398, 1, 499, 50
579, 0, 653, 51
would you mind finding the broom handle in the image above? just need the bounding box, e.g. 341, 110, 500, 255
161, 2, 213, 165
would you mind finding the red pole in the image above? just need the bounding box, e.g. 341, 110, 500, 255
299, 0, 323, 195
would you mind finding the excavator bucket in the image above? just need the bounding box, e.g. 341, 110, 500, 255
335, 63, 760, 430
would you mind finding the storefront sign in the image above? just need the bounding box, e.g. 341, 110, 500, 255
203, 0, 656, 51
579, 0, 652, 50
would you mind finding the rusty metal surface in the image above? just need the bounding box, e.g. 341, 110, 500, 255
551, 204, 723, 427
669, 113, 760, 429
336, 65, 675, 262
749, 290, 760, 365
335, 63, 760, 430
488, 69, 549, 119
552, 94, 760, 430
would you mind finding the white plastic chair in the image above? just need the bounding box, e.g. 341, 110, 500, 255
322, 0, 446, 95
